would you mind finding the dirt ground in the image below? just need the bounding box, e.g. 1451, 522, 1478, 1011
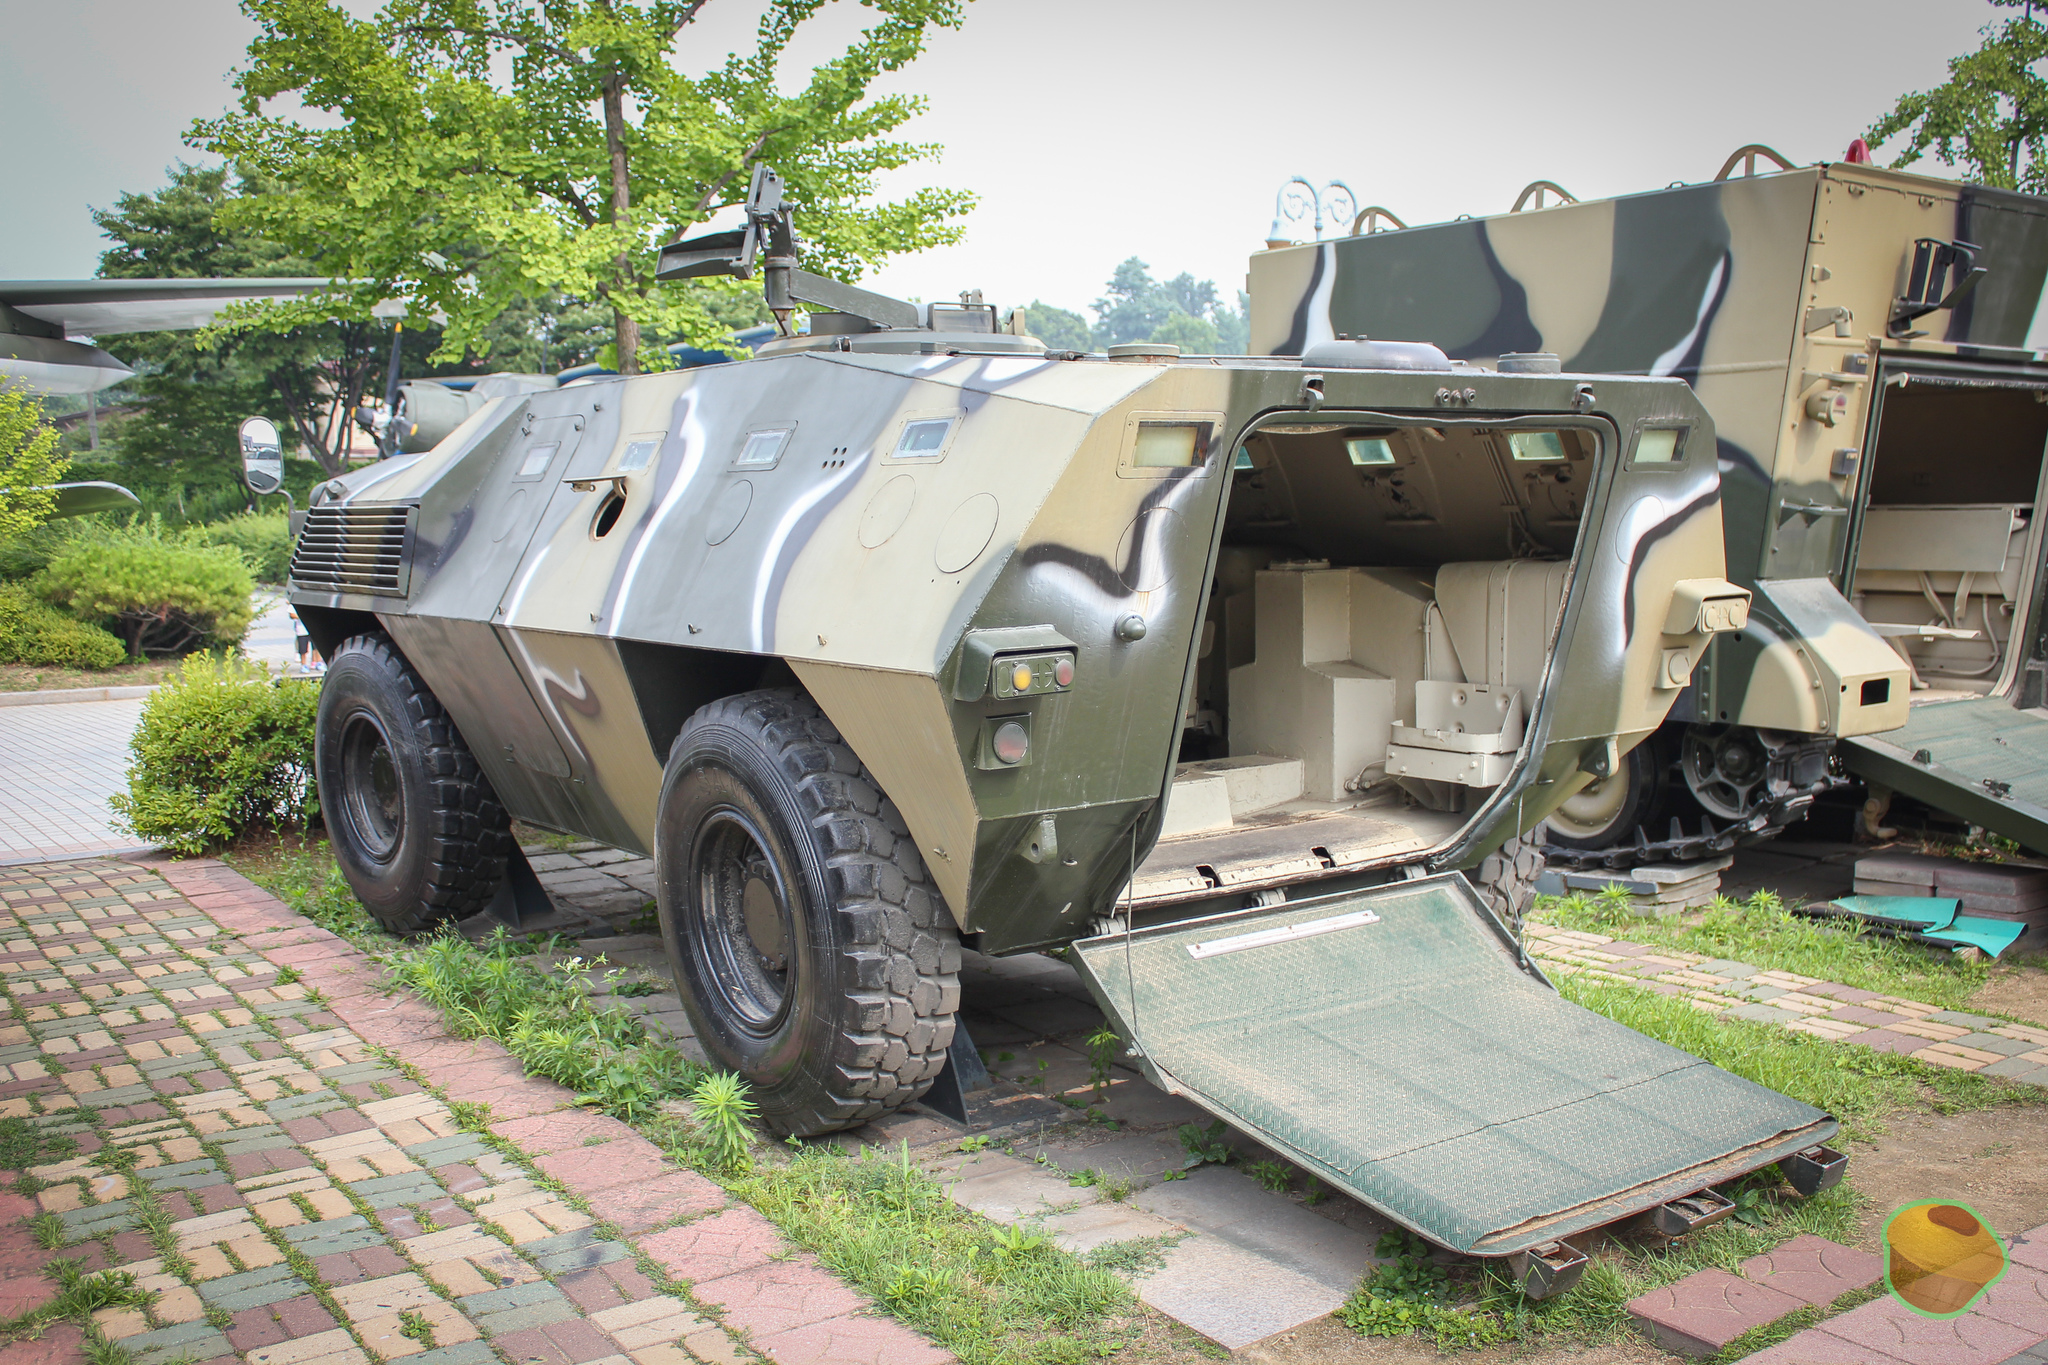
1973, 959, 2048, 1029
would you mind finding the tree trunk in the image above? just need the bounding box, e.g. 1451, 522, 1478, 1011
601, 67, 639, 376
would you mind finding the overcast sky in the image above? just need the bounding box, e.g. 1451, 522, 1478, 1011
0, 0, 2004, 320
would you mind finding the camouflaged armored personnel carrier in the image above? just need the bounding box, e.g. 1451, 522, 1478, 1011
1251, 147, 2048, 861
281, 168, 1845, 1265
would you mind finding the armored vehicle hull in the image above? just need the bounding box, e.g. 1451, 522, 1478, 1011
1250, 157, 2048, 858
288, 244, 1836, 1255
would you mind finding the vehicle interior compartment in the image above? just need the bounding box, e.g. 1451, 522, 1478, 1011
1131, 419, 1594, 906
1849, 381, 2048, 699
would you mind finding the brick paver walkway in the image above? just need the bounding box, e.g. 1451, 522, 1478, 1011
0, 855, 951, 1365
0, 700, 146, 860
1525, 920, 2048, 1086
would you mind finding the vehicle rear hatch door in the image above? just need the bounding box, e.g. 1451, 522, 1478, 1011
1069, 875, 1835, 1255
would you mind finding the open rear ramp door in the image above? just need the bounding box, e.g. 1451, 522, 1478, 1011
1842, 698, 2048, 855
1070, 876, 1836, 1256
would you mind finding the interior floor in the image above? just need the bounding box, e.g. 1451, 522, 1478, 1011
1849, 382, 2047, 699
1129, 420, 1591, 908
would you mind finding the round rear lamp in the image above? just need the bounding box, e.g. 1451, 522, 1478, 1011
1011, 663, 1034, 693
1053, 657, 1074, 687
991, 721, 1029, 765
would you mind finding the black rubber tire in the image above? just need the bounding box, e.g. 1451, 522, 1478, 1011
1473, 821, 1548, 928
655, 688, 961, 1137
1543, 738, 1670, 851
315, 634, 513, 933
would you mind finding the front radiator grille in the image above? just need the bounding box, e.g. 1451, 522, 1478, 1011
289, 503, 415, 597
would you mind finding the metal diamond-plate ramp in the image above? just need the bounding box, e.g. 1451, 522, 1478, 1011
1072, 876, 1835, 1255
1843, 696, 2048, 856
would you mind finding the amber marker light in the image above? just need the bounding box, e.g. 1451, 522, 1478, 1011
1011, 663, 1034, 694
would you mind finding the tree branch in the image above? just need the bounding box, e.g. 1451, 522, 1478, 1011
392, 24, 582, 65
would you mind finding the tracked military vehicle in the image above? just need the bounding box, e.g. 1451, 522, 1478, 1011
283, 168, 1843, 1265
1250, 146, 2048, 860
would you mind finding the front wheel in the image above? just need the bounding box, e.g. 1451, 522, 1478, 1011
315, 634, 512, 933
654, 689, 960, 1136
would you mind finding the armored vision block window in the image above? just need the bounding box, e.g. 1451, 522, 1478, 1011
735, 429, 790, 467
1346, 437, 1396, 466
619, 440, 660, 472
896, 418, 953, 457
1509, 431, 1568, 462
517, 443, 560, 477
1633, 428, 1685, 464
1134, 421, 1213, 467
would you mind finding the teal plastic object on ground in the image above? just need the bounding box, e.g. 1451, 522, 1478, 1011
1925, 915, 2027, 958
1828, 894, 1960, 931
1070, 874, 1836, 1256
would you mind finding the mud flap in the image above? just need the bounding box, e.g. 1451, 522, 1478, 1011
1069, 875, 1836, 1256
1842, 697, 2048, 855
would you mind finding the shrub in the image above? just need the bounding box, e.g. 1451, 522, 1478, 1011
0, 388, 68, 537
0, 583, 126, 669
37, 534, 253, 659
187, 511, 293, 582
109, 653, 318, 853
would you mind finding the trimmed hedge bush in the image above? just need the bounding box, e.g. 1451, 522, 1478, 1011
109, 653, 318, 854
0, 583, 126, 669
37, 537, 253, 660
187, 512, 293, 583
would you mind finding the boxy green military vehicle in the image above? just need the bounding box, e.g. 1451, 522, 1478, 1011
1250, 147, 2048, 861
281, 169, 1843, 1265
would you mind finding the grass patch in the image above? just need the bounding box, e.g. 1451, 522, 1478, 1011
1536, 888, 1992, 1011
0, 1116, 77, 1171
720, 1140, 1141, 1364
0, 1258, 155, 1344
224, 835, 380, 944
1555, 974, 2039, 1141
387, 930, 698, 1120
0, 659, 185, 694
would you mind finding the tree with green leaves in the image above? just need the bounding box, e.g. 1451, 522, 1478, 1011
1866, 0, 2048, 191
0, 390, 69, 538
192, 0, 975, 376
93, 163, 388, 488
1019, 300, 1089, 351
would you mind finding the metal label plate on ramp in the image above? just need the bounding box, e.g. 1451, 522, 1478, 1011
1071, 875, 1835, 1255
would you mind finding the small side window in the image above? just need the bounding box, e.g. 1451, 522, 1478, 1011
1346, 437, 1396, 466
517, 443, 560, 478
1633, 427, 1686, 465
618, 439, 660, 473
1508, 431, 1567, 462
735, 429, 790, 468
1133, 421, 1213, 468
895, 418, 954, 458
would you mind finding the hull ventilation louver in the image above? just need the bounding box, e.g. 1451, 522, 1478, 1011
289, 504, 415, 598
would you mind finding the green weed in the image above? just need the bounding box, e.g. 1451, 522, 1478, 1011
274, 965, 302, 986
690, 1072, 758, 1172
0, 1117, 76, 1170
1084, 1235, 1178, 1277
397, 1309, 436, 1348
30, 1213, 65, 1249
1177, 1119, 1229, 1169
1084, 1027, 1120, 1105
1243, 1159, 1292, 1193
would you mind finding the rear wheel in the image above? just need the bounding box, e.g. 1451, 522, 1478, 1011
1544, 738, 1669, 850
316, 634, 513, 933
655, 688, 960, 1136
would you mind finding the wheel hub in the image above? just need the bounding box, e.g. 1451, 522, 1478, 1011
1681, 726, 1770, 822
693, 810, 797, 1035
338, 713, 404, 860
1550, 769, 1630, 840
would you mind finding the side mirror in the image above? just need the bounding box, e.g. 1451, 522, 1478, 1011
240, 416, 285, 494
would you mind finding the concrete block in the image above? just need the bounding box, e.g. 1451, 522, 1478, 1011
1138, 1234, 1345, 1351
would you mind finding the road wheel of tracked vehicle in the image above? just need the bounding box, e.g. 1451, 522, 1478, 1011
316, 634, 513, 933
1472, 822, 1549, 927
1544, 738, 1670, 851
655, 688, 961, 1137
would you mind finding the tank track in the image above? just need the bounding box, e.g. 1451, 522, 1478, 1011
1540, 810, 1778, 871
